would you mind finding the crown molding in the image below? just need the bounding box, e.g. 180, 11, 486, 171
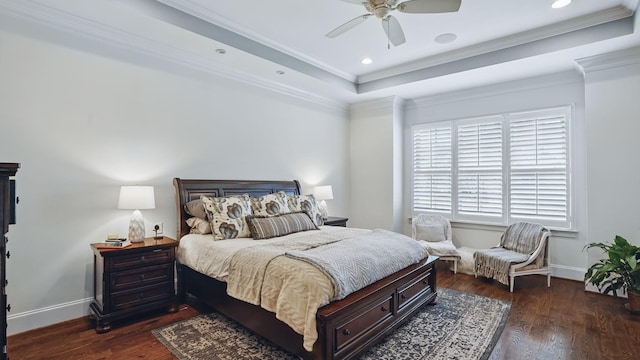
575, 46, 640, 74
157, 0, 356, 83
350, 96, 405, 116
0, 0, 349, 112
409, 70, 583, 108
358, 5, 635, 83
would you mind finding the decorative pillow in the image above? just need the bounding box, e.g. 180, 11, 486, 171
186, 217, 212, 235
415, 224, 446, 242
201, 195, 253, 240
251, 191, 291, 216
246, 212, 318, 240
287, 194, 324, 227
184, 199, 207, 220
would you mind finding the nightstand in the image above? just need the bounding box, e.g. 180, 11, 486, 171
323, 216, 348, 227
89, 236, 178, 333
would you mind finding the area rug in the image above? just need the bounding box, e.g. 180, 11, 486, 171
152, 288, 510, 360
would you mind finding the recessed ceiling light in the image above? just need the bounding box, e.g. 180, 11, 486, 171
551, 0, 571, 9
215, 48, 226, 54
361, 57, 373, 65
435, 33, 457, 44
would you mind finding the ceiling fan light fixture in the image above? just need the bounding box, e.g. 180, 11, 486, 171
551, 0, 571, 9
361, 57, 373, 65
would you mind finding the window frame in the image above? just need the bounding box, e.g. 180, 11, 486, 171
411, 106, 573, 230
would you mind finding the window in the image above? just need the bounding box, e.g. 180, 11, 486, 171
412, 106, 572, 229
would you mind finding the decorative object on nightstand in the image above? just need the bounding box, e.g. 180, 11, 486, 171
313, 185, 333, 220
0, 163, 19, 360
118, 185, 155, 243
89, 236, 178, 333
323, 216, 348, 227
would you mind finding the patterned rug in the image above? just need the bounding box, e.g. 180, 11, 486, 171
152, 288, 510, 360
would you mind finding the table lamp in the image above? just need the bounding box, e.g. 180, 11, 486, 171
314, 185, 333, 220
118, 185, 155, 243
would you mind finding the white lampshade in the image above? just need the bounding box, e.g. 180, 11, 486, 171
313, 185, 334, 201
118, 186, 155, 243
314, 185, 333, 220
118, 186, 156, 210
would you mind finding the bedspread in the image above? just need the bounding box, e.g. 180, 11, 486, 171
226, 228, 427, 351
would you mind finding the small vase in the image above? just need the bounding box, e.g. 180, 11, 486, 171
627, 290, 640, 314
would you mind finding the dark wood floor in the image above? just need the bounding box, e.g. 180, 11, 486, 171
8, 264, 640, 359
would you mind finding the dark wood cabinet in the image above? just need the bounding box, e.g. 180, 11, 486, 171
89, 237, 178, 333
323, 216, 348, 227
0, 163, 19, 360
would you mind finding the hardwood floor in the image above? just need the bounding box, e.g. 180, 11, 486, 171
8, 264, 640, 359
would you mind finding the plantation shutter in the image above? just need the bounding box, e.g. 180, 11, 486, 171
457, 118, 503, 219
509, 108, 569, 226
412, 124, 452, 213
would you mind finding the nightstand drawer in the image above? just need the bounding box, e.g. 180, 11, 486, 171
110, 263, 173, 291
108, 248, 173, 270
111, 283, 174, 311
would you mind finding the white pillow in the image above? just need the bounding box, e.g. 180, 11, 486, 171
415, 224, 446, 242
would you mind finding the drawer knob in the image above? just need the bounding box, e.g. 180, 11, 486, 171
140, 256, 145, 261
400, 294, 406, 300
343, 329, 351, 336
139, 293, 145, 299
140, 274, 145, 280
423, 280, 429, 285
381, 306, 388, 312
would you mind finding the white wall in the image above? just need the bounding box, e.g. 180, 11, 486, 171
402, 71, 588, 281
0, 29, 350, 334
580, 49, 640, 284
349, 97, 404, 231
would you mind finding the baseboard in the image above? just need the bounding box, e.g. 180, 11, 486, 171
7, 297, 92, 336
551, 264, 586, 282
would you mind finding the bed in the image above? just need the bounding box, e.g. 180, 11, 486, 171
173, 178, 438, 360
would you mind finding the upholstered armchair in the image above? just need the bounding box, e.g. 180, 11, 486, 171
412, 214, 460, 273
474, 221, 551, 292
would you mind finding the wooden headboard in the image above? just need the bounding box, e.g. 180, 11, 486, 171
173, 178, 302, 240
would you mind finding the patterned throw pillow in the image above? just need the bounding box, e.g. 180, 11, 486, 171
287, 194, 324, 227
251, 191, 291, 216
201, 195, 253, 240
246, 212, 318, 240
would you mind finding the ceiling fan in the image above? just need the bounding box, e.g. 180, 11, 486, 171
326, 0, 462, 47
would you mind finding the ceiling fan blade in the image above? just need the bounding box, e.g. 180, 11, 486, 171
382, 15, 406, 47
326, 14, 371, 38
396, 0, 462, 14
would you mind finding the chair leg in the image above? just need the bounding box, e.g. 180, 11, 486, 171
453, 259, 457, 274
547, 273, 551, 287
510, 276, 514, 292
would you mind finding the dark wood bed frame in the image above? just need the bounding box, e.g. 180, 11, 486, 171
173, 178, 437, 360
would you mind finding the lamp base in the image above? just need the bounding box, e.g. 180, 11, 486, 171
319, 200, 328, 220
128, 209, 145, 243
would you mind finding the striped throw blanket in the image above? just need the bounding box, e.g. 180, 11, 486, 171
474, 222, 548, 285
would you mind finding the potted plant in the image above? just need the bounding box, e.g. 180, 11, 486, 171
584, 235, 640, 313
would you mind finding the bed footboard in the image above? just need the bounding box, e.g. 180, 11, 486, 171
179, 256, 437, 360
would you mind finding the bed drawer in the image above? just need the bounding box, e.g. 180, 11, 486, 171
110, 263, 173, 291
107, 248, 173, 270
398, 268, 433, 310
334, 293, 394, 351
